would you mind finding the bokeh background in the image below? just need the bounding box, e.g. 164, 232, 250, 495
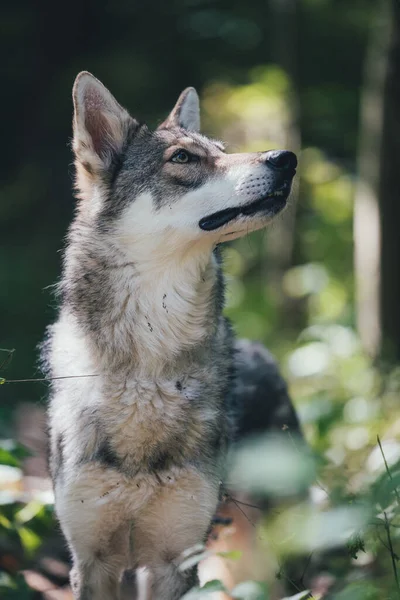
1, 0, 400, 598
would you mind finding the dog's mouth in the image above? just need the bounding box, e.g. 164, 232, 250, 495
199, 182, 291, 232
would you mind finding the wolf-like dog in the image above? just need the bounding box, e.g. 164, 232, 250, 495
42, 72, 299, 600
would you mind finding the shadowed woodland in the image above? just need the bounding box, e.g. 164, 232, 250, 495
1, 0, 400, 598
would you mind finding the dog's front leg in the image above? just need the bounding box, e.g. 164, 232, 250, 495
70, 555, 124, 600
68, 521, 131, 600
54, 466, 132, 600
151, 562, 198, 600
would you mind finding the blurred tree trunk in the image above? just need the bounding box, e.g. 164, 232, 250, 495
354, 1, 390, 357
356, 0, 400, 361
267, 0, 304, 330
379, 0, 400, 360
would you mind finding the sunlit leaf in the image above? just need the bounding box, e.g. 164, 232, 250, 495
17, 526, 41, 555
179, 551, 212, 573
267, 503, 369, 556
229, 433, 316, 497
15, 501, 43, 525
0, 572, 15, 589
0, 573, 33, 599
281, 592, 311, 600
231, 580, 268, 599
181, 579, 227, 599
0, 513, 12, 529
217, 550, 243, 561
0, 441, 32, 467
0, 449, 20, 468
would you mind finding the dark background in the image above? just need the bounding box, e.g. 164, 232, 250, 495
1, 0, 375, 409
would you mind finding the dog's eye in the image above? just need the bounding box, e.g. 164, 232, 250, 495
170, 150, 192, 164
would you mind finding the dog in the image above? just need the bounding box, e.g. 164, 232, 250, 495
41, 71, 299, 600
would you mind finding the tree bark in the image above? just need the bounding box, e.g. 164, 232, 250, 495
379, 0, 400, 360
354, 1, 390, 357
266, 0, 303, 329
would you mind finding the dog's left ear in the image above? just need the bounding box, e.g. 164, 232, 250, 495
159, 87, 200, 132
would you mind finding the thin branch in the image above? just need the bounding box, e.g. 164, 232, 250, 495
378, 435, 400, 505
299, 552, 314, 587
383, 511, 400, 596
0, 374, 99, 384
225, 495, 263, 511
225, 494, 257, 528
377, 533, 391, 552
277, 563, 313, 597
0, 348, 15, 371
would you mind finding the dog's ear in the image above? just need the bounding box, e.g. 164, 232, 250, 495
159, 87, 200, 132
72, 72, 135, 196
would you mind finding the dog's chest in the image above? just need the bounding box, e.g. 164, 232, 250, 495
97, 375, 214, 461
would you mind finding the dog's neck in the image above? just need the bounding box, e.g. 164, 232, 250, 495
63, 220, 222, 375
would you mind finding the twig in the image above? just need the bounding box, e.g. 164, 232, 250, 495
383, 511, 400, 596
0, 348, 15, 371
299, 552, 314, 587
378, 435, 400, 506
277, 563, 313, 597
223, 494, 263, 511
0, 374, 99, 384
225, 494, 257, 528
377, 533, 391, 552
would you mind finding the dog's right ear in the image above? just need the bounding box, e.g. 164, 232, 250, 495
72, 72, 135, 197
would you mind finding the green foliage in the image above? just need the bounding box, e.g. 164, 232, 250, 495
0, 573, 34, 600
182, 579, 228, 599
182, 579, 269, 599
0, 443, 53, 598
197, 53, 400, 598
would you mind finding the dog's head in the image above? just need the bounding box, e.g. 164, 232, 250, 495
72, 72, 297, 256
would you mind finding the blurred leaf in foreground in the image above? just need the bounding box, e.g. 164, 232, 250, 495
228, 433, 316, 498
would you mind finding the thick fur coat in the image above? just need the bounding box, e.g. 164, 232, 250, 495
42, 72, 298, 600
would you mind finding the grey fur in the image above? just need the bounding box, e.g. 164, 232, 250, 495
42, 72, 298, 600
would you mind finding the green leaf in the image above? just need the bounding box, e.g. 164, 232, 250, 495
181, 580, 227, 599
0, 448, 20, 467
281, 592, 312, 600
0, 572, 15, 589
0, 573, 34, 599
346, 533, 365, 559
201, 580, 227, 591
18, 526, 41, 556
217, 550, 243, 561
0, 514, 12, 529
232, 580, 268, 600
0, 442, 32, 467
15, 501, 43, 525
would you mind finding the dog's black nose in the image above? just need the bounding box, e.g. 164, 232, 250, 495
264, 150, 297, 172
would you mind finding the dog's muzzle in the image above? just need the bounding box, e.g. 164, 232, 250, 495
199, 150, 297, 232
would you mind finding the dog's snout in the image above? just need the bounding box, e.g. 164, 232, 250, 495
264, 150, 297, 172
